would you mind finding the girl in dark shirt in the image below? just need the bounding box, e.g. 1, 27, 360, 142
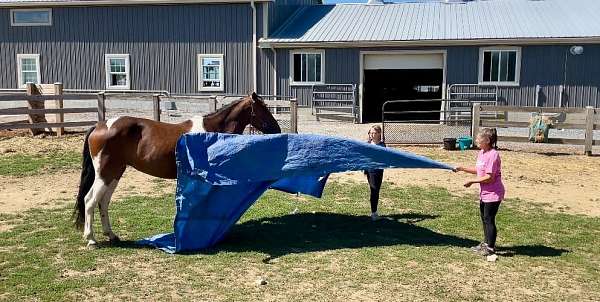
365, 125, 386, 221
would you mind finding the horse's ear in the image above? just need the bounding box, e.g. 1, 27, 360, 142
251, 92, 263, 103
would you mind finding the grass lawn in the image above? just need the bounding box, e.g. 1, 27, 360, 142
0, 151, 81, 177
0, 182, 599, 301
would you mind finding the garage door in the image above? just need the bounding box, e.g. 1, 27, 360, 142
364, 53, 444, 70
362, 53, 445, 123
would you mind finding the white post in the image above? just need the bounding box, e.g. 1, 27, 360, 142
558, 85, 564, 108
54, 82, 64, 136
472, 103, 481, 139
584, 106, 594, 156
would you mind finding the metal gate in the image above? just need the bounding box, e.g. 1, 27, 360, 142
382, 99, 473, 144
311, 84, 358, 122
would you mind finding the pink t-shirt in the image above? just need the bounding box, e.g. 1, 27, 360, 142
476, 149, 505, 202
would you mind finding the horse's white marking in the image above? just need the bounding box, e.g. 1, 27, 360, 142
105, 117, 120, 131
83, 151, 118, 246
99, 179, 119, 241
190, 116, 206, 133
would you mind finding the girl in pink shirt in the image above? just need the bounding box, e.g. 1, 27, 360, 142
455, 128, 505, 256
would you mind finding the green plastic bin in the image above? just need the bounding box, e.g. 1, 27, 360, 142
457, 136, 473, 150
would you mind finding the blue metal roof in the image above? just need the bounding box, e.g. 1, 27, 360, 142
262, 0, 600, 45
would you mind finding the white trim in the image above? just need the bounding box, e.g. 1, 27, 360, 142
270, 47, 277, 95
0, 0, 271, 7
260, 37, 600, 49
477, 46, 521, 86
251, 0, 257, 92
197, 54, 225, 92
16, 54, 41, 88
289, 49, 325, 86
358, 50, 447, 123
10, 8, 52, 26
359, 53, 363, 123
104, 54, 131, 90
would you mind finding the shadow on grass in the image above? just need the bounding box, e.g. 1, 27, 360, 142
214, 212, 476, 262
497, 245, 569, 257
103, 212, 568, 261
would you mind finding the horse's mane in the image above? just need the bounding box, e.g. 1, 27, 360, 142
203, 97, 247, 118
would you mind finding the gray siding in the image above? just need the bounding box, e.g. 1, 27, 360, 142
275, 45, 600, 108
273, 48, 359, 106
0, 4, 254, 94
258, 0, 319, 97
447, 45, 600, 108
257, 48, 275, 95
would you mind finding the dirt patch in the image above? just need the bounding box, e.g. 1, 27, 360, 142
0, 133, 83, 154
0, 221, 13, 232
331, 146, 600, 216
0, 168, 175, 215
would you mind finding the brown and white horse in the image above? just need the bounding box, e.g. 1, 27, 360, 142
74, 93, 281, 247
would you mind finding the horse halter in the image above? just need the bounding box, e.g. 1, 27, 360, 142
248, 96, 269, 132
248, 97, 257, 127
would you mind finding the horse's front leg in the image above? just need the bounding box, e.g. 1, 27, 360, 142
99, 179, 120, 243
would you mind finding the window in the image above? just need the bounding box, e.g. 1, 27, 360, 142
17, 54, 41, 88
479, 47, 521, 86
105, 54, 130, 90
290, 50, 324, 85
198, 54, 224, 92
11, 9, 52, 26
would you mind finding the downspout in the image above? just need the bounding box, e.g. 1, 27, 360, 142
271, 46, 277, 96
251, 0, 257, 93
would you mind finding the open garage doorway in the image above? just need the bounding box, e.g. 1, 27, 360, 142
361, 52, 445, 123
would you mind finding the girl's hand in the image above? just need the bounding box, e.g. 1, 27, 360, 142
463, 181, 474, 188
454, 166, 462, 172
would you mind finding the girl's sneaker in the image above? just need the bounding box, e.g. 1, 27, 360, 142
371, 212, 381, 221
471, 242, 485, 253
480, 244, 496, 256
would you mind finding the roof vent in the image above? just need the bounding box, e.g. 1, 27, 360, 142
367, 0, 384, 4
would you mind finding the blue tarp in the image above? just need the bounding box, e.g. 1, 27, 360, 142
138, 133, 453, 253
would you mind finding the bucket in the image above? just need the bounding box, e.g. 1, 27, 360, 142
443, 138, 457, 150
457, 136, 473, 150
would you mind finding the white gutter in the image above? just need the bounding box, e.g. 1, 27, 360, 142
259, 37, 600, 49
251, 0, 257, 93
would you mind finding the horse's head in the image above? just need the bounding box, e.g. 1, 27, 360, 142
246, 92, 281, 134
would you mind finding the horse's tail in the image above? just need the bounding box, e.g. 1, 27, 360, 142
74, 126, 96, 230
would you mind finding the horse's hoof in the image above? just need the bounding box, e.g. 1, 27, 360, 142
86, 241, 98, 249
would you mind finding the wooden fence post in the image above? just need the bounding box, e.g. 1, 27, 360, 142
290, 98, 298, 133
54, 82, 64, 136
209, 96, 217, 113
471, 103, 481, 139
26, 83, 48, 135
153, 94, 161, 122
97, 92, 106, 122
584, 106, 594, 156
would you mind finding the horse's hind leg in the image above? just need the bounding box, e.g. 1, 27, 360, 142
99, 179, 120, 243
83, 178, 109, 247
